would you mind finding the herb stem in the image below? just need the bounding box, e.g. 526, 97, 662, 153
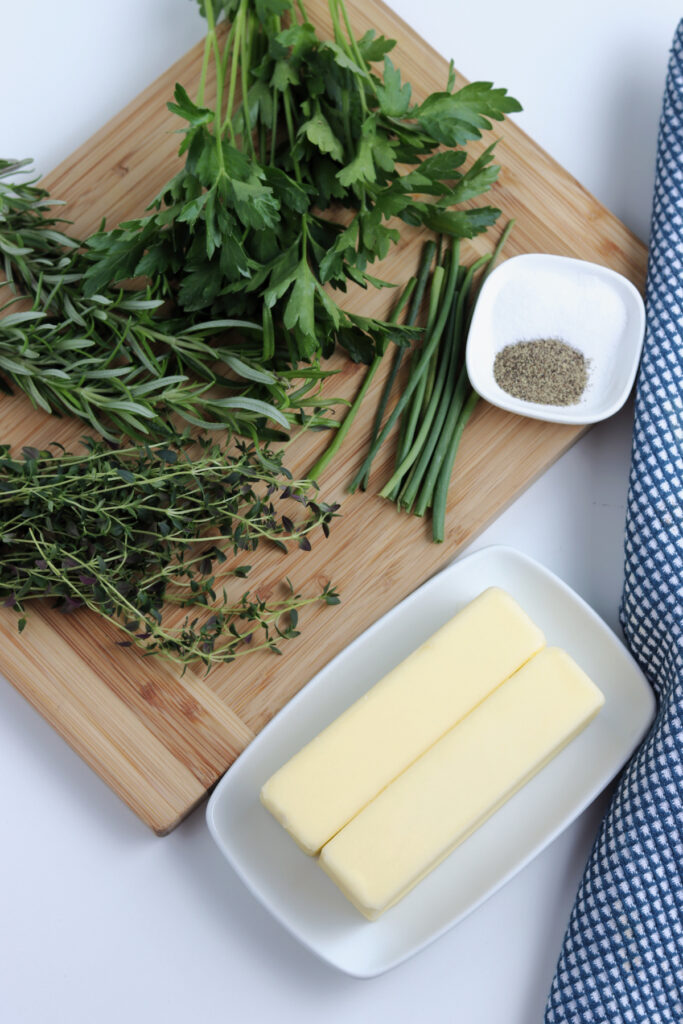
356, 241, 435, 490
409, 254, 490, 517
338, 0, 371, 79
239, 8, 255, 158
386, 255, 449, 499
282, 87, 302, 184
203, 0, 228, 155
349, 246, 459, 494
197, 31, 213, 106
329, 0, 368, 114
432, 388, 479, 543
307, 278, 415, 481
223, 0, 246, 143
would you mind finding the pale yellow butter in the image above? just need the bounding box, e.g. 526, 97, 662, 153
260, 587, 545, 855
319, 646, 604, 919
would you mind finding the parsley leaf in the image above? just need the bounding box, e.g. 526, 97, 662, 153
376, 57, 412, 117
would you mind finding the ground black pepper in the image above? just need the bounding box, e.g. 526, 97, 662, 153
493, 338, 589, 406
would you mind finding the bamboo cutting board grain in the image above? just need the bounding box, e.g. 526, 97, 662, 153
0, 0, 647, 833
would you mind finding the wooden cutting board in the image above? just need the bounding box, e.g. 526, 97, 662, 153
0, 0, 647, 834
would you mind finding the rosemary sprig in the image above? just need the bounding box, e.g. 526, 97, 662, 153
0, 159, 336, 441
0, 437, 339, 668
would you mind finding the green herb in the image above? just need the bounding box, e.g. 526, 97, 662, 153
0, 437, 339, 668
333, 221, 514, 542
306, 275, 415, 481
125, 0, 519, 364
0, 160, 335, 441
1, 0, 520, 443
384, 252, 454, 501
353, 241, 436, 492
348, 244, 461, 494
388, 251, 490, 508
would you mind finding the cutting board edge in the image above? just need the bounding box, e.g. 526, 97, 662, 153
2, 670, 204, 834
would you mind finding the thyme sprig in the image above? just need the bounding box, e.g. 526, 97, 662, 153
0, 437, 339, 668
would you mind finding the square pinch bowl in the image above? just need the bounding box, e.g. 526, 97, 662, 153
206, 545, 655, 978
465, 252, 646, 424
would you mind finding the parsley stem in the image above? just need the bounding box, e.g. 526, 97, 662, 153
269, 87, 279, 165
239, 7, 255, 157
197, 32, 212, 106
223, 0, 246, 143
203, 0, 227, 153
338, 0, 373, 84
282, 87, 302, 183
329, 0, 345, 47
329, 0, 367, 114
301, 215, 309, 261
340, 89, 353, 157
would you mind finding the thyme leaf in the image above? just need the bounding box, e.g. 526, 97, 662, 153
0, 436, 339, 669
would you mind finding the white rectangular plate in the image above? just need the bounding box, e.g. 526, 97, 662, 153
206, 545, 656, 977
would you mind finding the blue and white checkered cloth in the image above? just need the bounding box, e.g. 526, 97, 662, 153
545, 21, 683, 1024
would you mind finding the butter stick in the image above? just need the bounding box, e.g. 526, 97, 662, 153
260, 587, 545, 855
319, 647, 604, 919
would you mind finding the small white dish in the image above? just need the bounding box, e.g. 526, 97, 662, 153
465, 253, 646, 424
206, 545, 655, 978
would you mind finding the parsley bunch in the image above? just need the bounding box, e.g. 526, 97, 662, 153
80, 0, 521, 365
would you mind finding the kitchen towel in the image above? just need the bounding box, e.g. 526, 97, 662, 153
545, 21, 683, 1024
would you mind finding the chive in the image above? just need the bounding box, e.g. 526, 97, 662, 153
422, 221, 514, 535
348, 247, 460, 494
415, 364, 470, 516
395, 281, 462, 511
420, 256, 450, 412
411, 254, 491, 516
432, 388, 479, 543
385, 259, 448, 499
380, 251, 461, 501
357, 241, 435, 490
306, 278, 416, 482
465, 218, 516, 335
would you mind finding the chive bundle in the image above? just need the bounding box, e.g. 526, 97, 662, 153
311, 222, 514, 542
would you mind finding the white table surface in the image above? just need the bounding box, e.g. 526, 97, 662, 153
2, 2, 680, 1021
